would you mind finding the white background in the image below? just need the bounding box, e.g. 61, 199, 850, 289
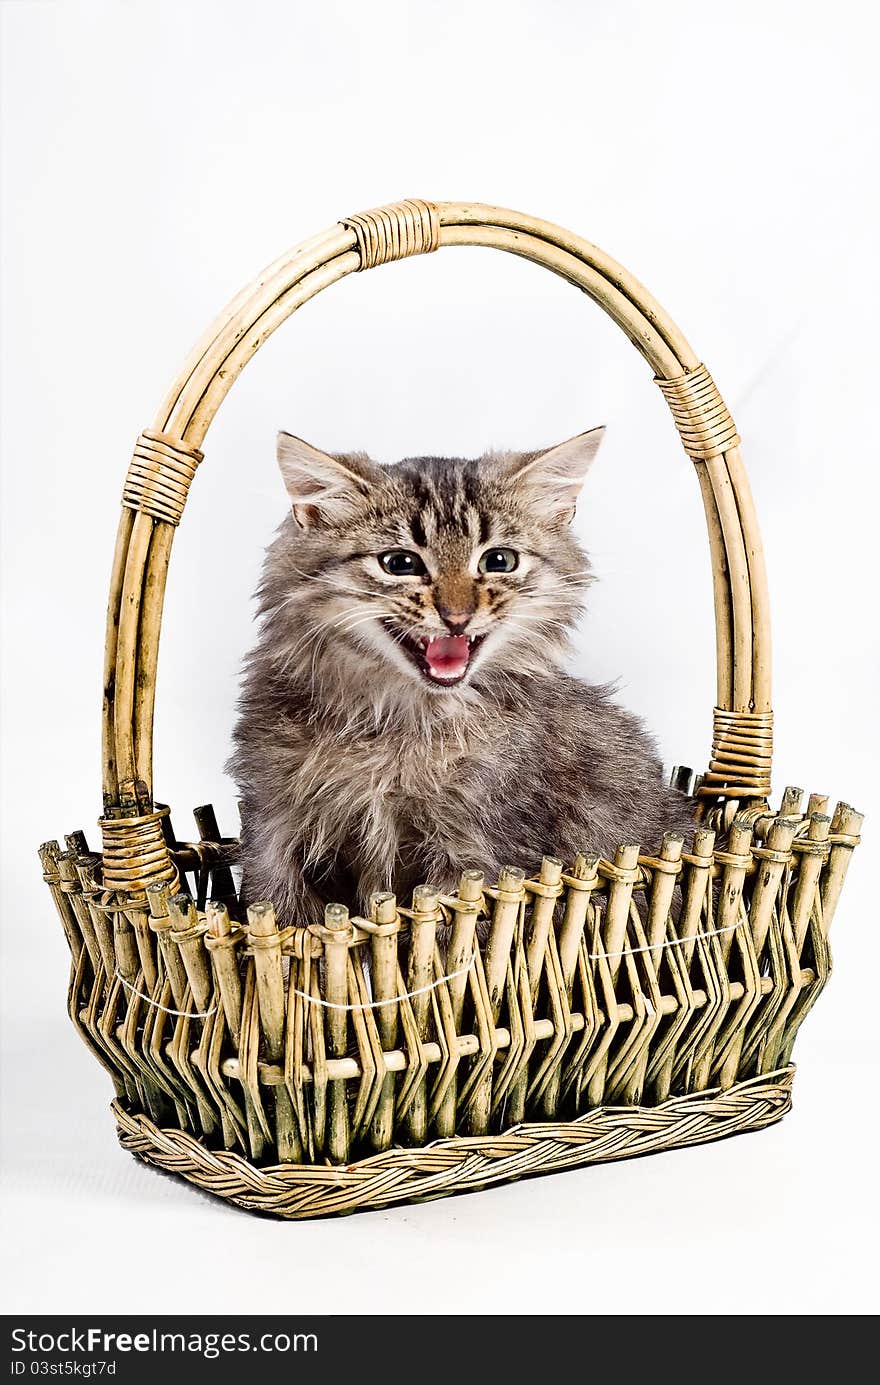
2, 0, 878, 1316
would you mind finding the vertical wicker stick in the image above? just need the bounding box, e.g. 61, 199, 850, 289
560, 858, 602, 990
760, 811, 832, 1072
434, 869, 485, 1138
791, 815, 831, 953
746, 819, 797, 958
542, 854, 600, 1117
39, 842, 83, 960
234, 966, 268, 1160
167, 894, 212, 1013
111, 894, 142, 985
689, 819, 748, 1092
247, 901, 300, 1162
749, 784, 800, 841
322, 903, 351, 1164
58, 853, 105, 977
193, 804, 237, 913
275, 1056, 304, 1165
202, 900, 246, 1147
285, 943, 312, 1162
159, 897, 215, 1131
405, 885, 440, 1145
467, 866, 526, 1134
506, 857, 563, 1120
716, 819, 754, 968
75, 854, 116, 978
587, 844, 641, 1106
680, 830, 717, 967
820, 804, 864, 936
524, 857, 564, 999
653, 828, 714, 1102
645, 834, 685, 953
718, 818, 795, 1089
557, 856, 601, 987
778, 785, 804, 819
368, 892, 400, 1153
146, 885, 189, 1010
621, 833, 684, 1103
96, 803, 160, 982
484, 867, 526, 1018
205, 900, 243, 1044
126, 900, 159, 992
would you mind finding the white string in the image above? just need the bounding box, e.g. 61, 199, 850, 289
115, 971, 217, 1019
113, 918, 744, 1018
586, 917, 742, 961
290, 952, 478, 1011
291, 918, 744, 1011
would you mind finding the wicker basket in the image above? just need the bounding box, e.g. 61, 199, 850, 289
40, 200, 862, 1219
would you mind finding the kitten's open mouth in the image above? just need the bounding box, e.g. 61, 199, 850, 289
383, 622, 486, 686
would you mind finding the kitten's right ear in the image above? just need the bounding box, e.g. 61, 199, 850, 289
276, 432, 381, 529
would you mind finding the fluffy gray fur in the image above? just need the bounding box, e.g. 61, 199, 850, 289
229, 428, 695, 924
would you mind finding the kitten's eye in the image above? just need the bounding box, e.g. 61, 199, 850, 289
379, 550, 427, 577
479, 547, 518, 574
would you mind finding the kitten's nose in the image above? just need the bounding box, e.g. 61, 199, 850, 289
437, 608, 473, 636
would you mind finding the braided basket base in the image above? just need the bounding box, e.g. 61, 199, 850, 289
112, 1066, 794, 1219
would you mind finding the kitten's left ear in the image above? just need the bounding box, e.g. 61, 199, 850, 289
508, 426, 605, 523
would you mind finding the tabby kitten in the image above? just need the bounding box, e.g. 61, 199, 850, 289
229, 429, 695, 924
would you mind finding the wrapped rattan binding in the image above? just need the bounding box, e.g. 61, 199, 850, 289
656, 365, 740, 460
701, 708, 774, 799
39, 199, 862, 1219
99, 806, 179, 893
343, 198, 440, 269
121, 431, 203, 526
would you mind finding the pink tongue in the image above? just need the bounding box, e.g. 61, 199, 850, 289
424, 634, 470, 680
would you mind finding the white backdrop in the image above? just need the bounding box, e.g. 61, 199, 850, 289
1, 0, 877, 1316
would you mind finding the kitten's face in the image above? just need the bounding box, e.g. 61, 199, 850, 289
260, 430, 604, 700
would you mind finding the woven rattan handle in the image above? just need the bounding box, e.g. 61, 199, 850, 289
101, 199, 771, 891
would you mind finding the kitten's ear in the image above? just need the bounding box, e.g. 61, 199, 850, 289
507, 426, 605, 523
276, 432, 382, 529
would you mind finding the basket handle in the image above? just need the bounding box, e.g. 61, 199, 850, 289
100, 199, 771, 892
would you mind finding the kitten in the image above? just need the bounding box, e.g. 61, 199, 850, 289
229, 428, 695, 925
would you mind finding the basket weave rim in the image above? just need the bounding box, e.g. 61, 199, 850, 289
112, 1066, 795, 1218
128, 1063, 795, 1179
